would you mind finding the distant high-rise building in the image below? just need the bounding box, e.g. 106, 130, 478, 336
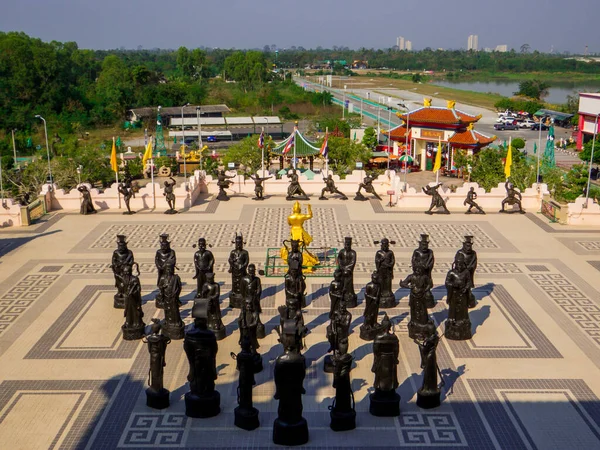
468, 34, 479, 51
396, 36, 405, 50
405, 40, 412, 51
495, 44, 508, 52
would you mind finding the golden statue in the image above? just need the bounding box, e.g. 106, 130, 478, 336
280, 201, 320, 271
424, 98, 432, 107
447, 100, 456, 109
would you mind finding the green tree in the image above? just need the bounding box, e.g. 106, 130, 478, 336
362, 127, 378, 150
511, 138, 526, 150
514, 79, 550, 100
578, 139, 600, 165
325, 136, 371, 177
94, 55, 132, 122
222, 136, 263, 173
470, 148, 505, 191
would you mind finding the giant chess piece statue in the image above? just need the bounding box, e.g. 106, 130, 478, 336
285, 259, 307, 310
445, 254, 473, 340
325, 300, 351, 373
411, 234, 435, 308
249, 173, 272, 200
273, 319, 309, 446
415, 322, 442, 409
330, 337, 356, 431
464, 186, 485, 214
231, 335, 260, 430
111, 234, 134, 309
193, 237, 214, 298
163, 176, 178, 214
121, 263, 146, 340
337, 237, 357, 308
78, 185, 97, 215
369, 314, 400, 417
320, 174, 348, 200
228, 233, 249, 308
160, 265, 185, 340
286, 169, 309, 200
375, 238, 397, 308
184, 299, 220, 418
455, 235, 478, 308
238, 296, 263, 373
198, 273, 226, 340
241, 263, 265, 339
155, 233, 177, 309
216, 170, 236, 201
423, 183, 450, 214
500, 179, 525, 213
355, 173, 382, 201
360, 270, 383, 341
400, 265, 435, 340
287, 239, 304, 276
143, 319, 171, 409
118, 177, 136, 214
328, 268, 344, 319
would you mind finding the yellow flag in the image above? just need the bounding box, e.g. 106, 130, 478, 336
142, 140, 153, 166
504, 139, 512, 179
110, 137, 118, 172
433, 137, 443, 173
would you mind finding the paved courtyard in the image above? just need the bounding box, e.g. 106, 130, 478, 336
1, 194, 600, 449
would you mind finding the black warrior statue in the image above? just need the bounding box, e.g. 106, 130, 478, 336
144, 319, 171, 409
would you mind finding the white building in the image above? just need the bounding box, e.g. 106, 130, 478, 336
405, 40, 412, 51
467, 34, 479, 51
396, 36, 405, 50
495, 44, 508, 52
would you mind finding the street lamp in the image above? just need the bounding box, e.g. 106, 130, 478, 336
196, 106, 204, 173
343, 85, 347, 119
181, 103, 190, 190
34, 115, 53, 189
11, 129, 18, 170
399, 103, 411, 192
585, 113, 600, 208
77, 165, 82, 185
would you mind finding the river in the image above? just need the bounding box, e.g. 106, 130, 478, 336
431, 79, 600, 105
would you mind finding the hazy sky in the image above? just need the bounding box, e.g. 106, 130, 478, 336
1, 0, 598, 53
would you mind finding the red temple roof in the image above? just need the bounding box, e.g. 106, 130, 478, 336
388, 125, 408, 141
448, 129, 496, 148
397, 107, 481, 126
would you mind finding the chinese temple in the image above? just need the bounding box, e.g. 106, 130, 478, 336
389, 99, 496, 171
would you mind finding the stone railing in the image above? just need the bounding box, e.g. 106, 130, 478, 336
566, 197, 600, 225
0, 198, 24, 228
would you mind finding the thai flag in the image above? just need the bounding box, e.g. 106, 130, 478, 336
320, 134, 329, 158
283, 132, 295, 155
258, 131, 264, 149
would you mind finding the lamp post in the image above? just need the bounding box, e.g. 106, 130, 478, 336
399, 103, 411, 192
77, 165, 82, 186
536, 116, 542, 184
387, 104, 392, 171
11, 129, 18, 170
181, 103, 190, 190
585, 113, 600, 208
196, 106, 204, 172
343, 85, 347, 119
34, 115, 52, 189
263, 116, 270, 176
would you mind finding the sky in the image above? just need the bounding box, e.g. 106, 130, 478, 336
1, 0, 598, 54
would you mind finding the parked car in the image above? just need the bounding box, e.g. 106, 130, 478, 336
531, 123, 549, 131
206, 136, 217, 142
519, 119, 536, 129
494, 122, 519, 131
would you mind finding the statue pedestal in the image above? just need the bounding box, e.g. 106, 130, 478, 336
161, 322, 185, 340
216, 191, 230, 201
359, 324, 382, 341
122, 211, 136, 215
408, 321, 434, 341
273, 417, 309, 446
354, 193, 367, 201
416, 389, 441, 409
114, 294, 125, 309
209, 325, 226, 341
234, 406, 260, 431
323, 354, 334, 373
229, 293, 243, 309
369, 390, 400, 417
164, 209, 178, 215
445, 319, 472, 341
330, 409, 356, 432
122, 324, 145, 340
185, 391, 221, 418
379, 294, 397, 309
146, 388, 170, 410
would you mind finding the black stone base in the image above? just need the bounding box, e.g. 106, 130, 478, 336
416, 389, 441, 409
330, 408, 356, 432
273, 417, 309, 446
380, 293, 397, 309
465, 209, 486, 215
445, 319, 472, 340
114, 294, 125, 309
425, 209, 450, 215
359, 324, 382, 341
369, 390, 400, 417
234, 406, 260, 430
185, 391, 221, 418
216, 192, 230, 201
425, 291, 436, 309
162, 322, 185, 340
146, 388, 170, 410
354, 193, 368, 201
253, 353, 263, 373
323, 354, 334, 373
210, 326, 227, 341
319, 196, 328, 200
123, 210, 136, 215
164, 209, 178, 215
499, 208, 526, 214
345, 294, 358, 308
122, 324, 145, 340
408, 320, 435, 341
251, 197, 265, 201
256, 322, 266, 339
229, 293, 243, 309
286, 195, 310, 201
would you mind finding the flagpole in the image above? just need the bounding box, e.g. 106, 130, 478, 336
435, 137, 440, 185
325, 127, 329, 176
293, 125, 297, 170
261, 126, 265, 177
151, 136, 156, 209
113, 137, 121, 209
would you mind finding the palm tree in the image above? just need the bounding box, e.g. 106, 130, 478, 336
520, 44, 531, 54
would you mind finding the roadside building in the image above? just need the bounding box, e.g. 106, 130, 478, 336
389, 100, 495, 172
577, 93, 600, 150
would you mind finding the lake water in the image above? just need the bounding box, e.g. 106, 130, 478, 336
432, 79, 600, 105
